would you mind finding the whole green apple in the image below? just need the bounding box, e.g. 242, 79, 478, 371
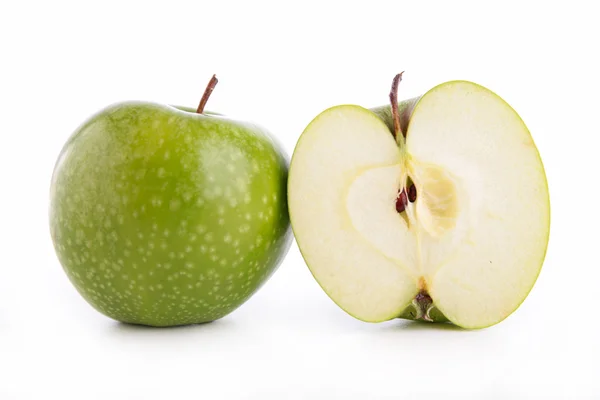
50, 76, 292, 327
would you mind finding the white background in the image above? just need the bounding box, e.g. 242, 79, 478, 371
1, 1, 599, 399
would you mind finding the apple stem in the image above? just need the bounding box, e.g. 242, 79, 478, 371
196, 74, 219, 114
389, 72, 405, 139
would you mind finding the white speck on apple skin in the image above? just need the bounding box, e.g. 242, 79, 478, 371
151, 196, 163, 207
169, 199, 181, 211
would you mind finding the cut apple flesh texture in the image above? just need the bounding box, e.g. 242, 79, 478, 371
289, 81, 550, 328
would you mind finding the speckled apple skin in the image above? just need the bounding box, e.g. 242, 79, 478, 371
49, 102, 292, 327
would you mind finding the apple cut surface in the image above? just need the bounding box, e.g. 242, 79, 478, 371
288, 81, 550, 328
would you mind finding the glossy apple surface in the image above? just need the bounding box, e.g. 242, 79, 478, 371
50, 102, 292, 326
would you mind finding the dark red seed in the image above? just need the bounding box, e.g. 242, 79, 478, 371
396, 190, 408, 213
408, 184, 417, 203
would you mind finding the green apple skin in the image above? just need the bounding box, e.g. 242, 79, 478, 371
50, 102, 292, 327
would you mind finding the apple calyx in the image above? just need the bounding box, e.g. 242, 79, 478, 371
196, 74, 219, 114
398, 278, 442, 323
412, 276, 434, 322
412, 291, 434, 322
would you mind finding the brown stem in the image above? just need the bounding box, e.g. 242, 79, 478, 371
389, 72, 405, 139
196, 74, 219, 114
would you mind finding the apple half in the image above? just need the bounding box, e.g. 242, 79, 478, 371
288, 77, 550, 329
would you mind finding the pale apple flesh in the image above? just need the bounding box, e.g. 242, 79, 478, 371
288, 81, 550, 329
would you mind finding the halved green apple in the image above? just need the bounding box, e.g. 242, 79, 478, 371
288, 76, 550, 329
